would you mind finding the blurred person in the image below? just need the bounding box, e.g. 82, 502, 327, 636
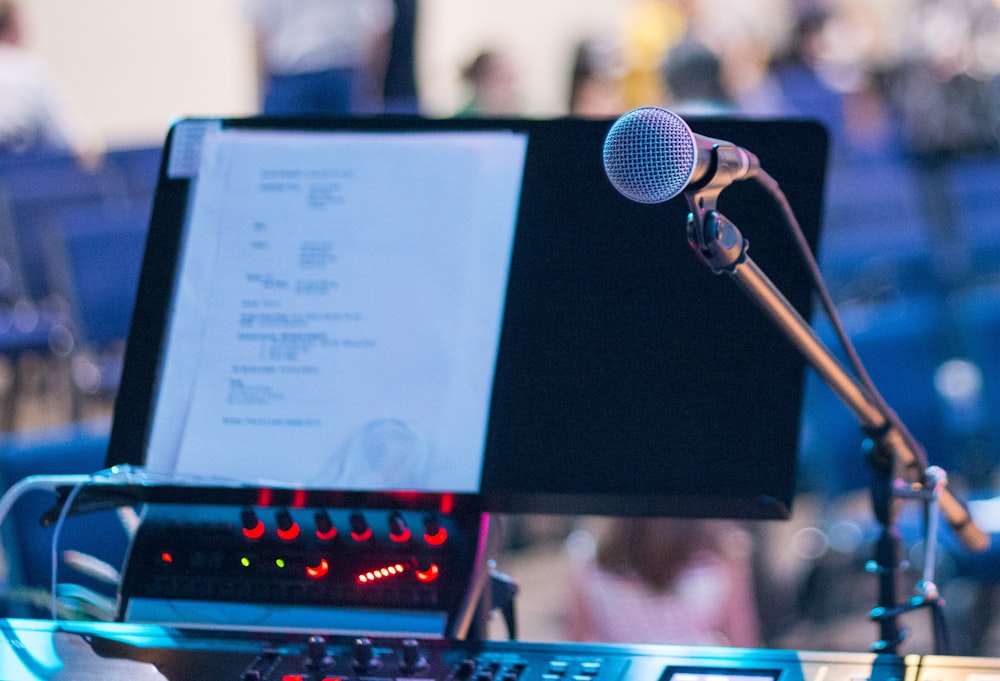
661, 38, 737, 115
565, 517, 760, 647
244, 0, 395, 116
810, 0, 904, 154
382, 0, 419, 114
0, 0, 104, 165
619, 0, 689, 109
764, 6, 893, 159
694, 0, 791, 117
768, 9, 848, 148
568, 37, 626, 118
456, 50, 521, 117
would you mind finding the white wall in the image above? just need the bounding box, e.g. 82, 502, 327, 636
21, 0, 259, 147
19, 0, 626, 148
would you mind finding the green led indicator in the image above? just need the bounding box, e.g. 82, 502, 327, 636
275, 558, 286, 569
240, 556, 251, 568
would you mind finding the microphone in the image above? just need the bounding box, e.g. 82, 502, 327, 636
602, 106, 760, 204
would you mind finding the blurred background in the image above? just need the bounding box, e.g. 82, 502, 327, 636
3, 0, 1000, 662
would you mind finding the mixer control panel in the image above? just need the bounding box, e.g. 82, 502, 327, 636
17, 620, 912, 681
117, 500, 486, 631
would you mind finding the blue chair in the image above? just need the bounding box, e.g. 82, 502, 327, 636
951, 283, 1000, 472
0, 186, 76, 429
943, 153, 1000, 279
798, 295, 952, 497
42, 200, 149, 401
49, 201, 148, 346
0, 150, 130, 303
819, 152, 935, 302
0, 147, 155, 413
105, 146, 162, 199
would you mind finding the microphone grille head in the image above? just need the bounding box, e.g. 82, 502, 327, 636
602, 107, 698, 204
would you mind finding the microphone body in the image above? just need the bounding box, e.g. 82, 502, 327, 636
602, 106, 759, 204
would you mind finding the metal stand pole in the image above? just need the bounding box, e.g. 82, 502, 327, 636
684, 196, 985, 653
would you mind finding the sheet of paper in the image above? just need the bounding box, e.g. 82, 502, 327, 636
145, 128, 528, 491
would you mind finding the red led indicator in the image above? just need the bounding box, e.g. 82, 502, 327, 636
282, 675, 304, 681
357, 563, 406, 584
242, 520, 265, 540
277, 522, 301, 541
390, 526, 412, 543
305, 558, 330, 579
160, 552, 173, 563
415, 563, 440, 583
351, 527, 373, 542
315, 511, 337, 540
424, 528, 447, 546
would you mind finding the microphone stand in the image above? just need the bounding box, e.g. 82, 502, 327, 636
682, 178, 987, 655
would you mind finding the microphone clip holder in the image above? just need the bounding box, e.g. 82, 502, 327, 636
684, 163, 752, 274
686, 206, 747, 275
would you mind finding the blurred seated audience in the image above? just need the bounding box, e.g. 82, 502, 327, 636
0, 0, 104, 166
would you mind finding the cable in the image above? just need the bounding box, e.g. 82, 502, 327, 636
0, 474, 93, 529
0, 468, 135, 621
0, 474, 90, 619
753, 169, 930, 477
49, 476, 88, 621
